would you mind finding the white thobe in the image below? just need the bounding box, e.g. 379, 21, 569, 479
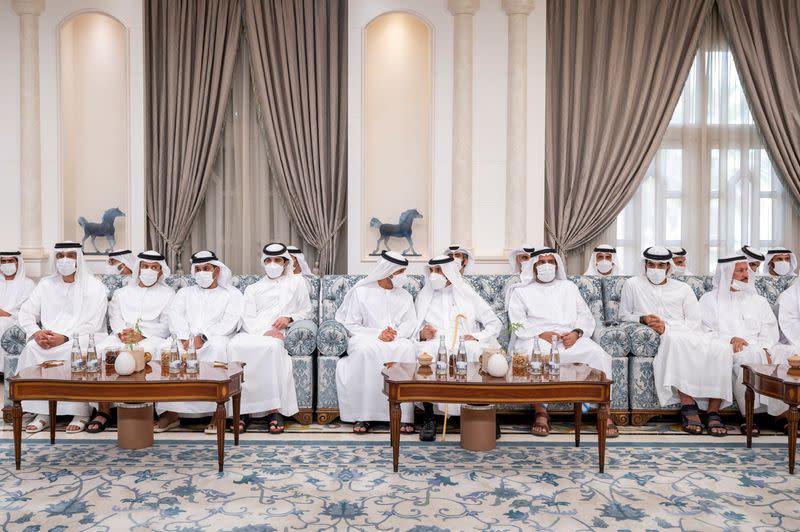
17, 276, 108, 416
699, 290, 779, 414
415, 284, 502, 415
156, 285, 243, 416
619, 276, 730, 408
335, 284, 417, 423
97, 283, 175, 356
507, 280, 612, 382
767, 283, 800, 415
0, 275, 35, 369
227, 275, 312, 417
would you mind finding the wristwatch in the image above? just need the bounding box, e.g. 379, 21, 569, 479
199, 333, 208, 343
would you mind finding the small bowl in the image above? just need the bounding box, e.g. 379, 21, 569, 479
787, 355, 800, 369
417, 353, 434, 366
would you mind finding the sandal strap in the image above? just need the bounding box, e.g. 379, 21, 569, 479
680, 404, 700, 416
705, 412, 723, 424
91, 412, 111, 424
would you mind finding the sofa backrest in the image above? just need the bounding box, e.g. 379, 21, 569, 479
600, 274, 796, 324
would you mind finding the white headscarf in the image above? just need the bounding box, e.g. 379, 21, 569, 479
190, 250, 233, 288
287, 245, 313, 275
108, 249, 135, 273
707, 254, 754, 331
129, 250, 172, 287
765, 248, 797, 276
47, 241, 99, 334
508, 246, 535, 274
667, 246, 691, 274
0, 251, 31, 311
641, 246, 672, 270
584, 244, 622, 276
444, 244, 473, 274
262, 243, 295, 280
414, 255, 486, 336
741, 245, 765, 273
505, 248, 567, 309
336, 250, 408, 319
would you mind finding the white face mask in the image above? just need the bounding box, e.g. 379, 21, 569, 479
264, 262, 284, 279
56, 257, 77, 276
106, 263, 121, 275
536, 263, 557, 283
428, 272, 447, 291
596, 259, 613, 274
731, 279, 750, 292
194, 270, 215, 289
391, 273, 408, 288
0, 263, 17, 277
672, 265, 686, 275
774, 260, 792, 276
646, 267, 667, 285
139, 268, 159, 287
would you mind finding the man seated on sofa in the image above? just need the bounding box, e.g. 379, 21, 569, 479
668, 246, 694, 276
508, 246, 535, 275
0, 251, 36, 372
227, 243, 313, 434
287, 245, 313, 275
584, 244, 621, 276
335, 251, 417, 434
765, 275, 800, 433
507, 248, 617, 438
699, 255, 780, 436
414, 255, 502, 441
741, 245, 766, 274
620, 246, 729, 436
765, 248, 797, 278
444, 245, 473, 275
106, 249, 134, 277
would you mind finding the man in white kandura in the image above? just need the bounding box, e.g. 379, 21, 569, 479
18, 242, 108, 434
507, 248, 617, 437
88, 251, 175, 433
106, 249, 134, 277
584, 244, 622, 276
771, 277, 800, 433
335, 250, 417, 434
155, 251, 244, 434
741, 245, 766, 275
287, 245, 313, 275
227, 243, 313, 434
414, 255, 502, 441
620, 247, 728, 436
0, 251, 35, 372
444, 245, 473, 275
508, 246, 535, 275
764, 248, 797, 278
668, 246, 694, 276
699, 255, 780, 436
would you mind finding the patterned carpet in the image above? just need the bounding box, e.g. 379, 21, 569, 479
2, 437, 800, 530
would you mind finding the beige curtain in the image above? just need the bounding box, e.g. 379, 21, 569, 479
545, 0, 713, 264
189, 38, 315, 274
717, 0, 800, 206
243, 0, 348, 274
144, 0, 241, 269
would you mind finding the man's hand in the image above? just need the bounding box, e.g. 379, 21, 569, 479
560, 331, 579, 348
464, 334, 478, 342
32, 330, 51, 349
731, 336, 749, 353
118, 328, 144, 344
43, 330, 68, 348
642, 315, 665, 335
538, 331, 560, 342
272, 316, 291, 330
181, 339, 190, 351
379, 327, 397, 342
0, 309, 11, 318
419, 324, 437, 341
193, 335, 205, 349
265, 329, 285, 340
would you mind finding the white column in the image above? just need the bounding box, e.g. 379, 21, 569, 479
503, 0, 535, 252
13, 0, 45, 260
448, 0, 479, 250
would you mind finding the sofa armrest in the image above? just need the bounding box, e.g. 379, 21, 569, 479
1, 324, 27, 357
591, 324, 630, 358
284, 319, 318, 357
317, 319, 349, 357
619, 321, 661, 358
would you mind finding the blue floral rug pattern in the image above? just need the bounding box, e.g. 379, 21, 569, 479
1, 439, 799, 530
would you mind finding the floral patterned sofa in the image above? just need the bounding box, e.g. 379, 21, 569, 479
315, 274, 631, 425
2, 273, 320, 424
600, 274, 796, 426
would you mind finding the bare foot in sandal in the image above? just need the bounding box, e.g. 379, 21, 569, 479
532, 409, 550, 437
353, 421, 371, 433
400, 423, 415, 434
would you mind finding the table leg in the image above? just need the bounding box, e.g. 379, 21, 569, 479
232, 394, 241, 446
573, 403, 582, 447
390, 400, 401, 473
49, 401, 57, 445
745, 386, 754, 449
596, 403, 608, 474
13, 401, 22, 470
216, 402, 226, 473
789, 406, 798, 475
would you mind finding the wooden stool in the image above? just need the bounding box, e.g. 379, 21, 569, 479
117, 402, 154, 450
460, 404, 496, 451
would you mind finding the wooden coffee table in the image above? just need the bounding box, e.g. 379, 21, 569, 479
8, 362, 243, 472
382, 362, 613, 472
742, 364, 800, 473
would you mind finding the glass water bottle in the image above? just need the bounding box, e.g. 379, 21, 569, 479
185, 337, 199, 374
70, 336, 85, 373
85, 334, 100, 373
455, 335, 468, 377
168, 335, 182, 375
436, 335, 448, 377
